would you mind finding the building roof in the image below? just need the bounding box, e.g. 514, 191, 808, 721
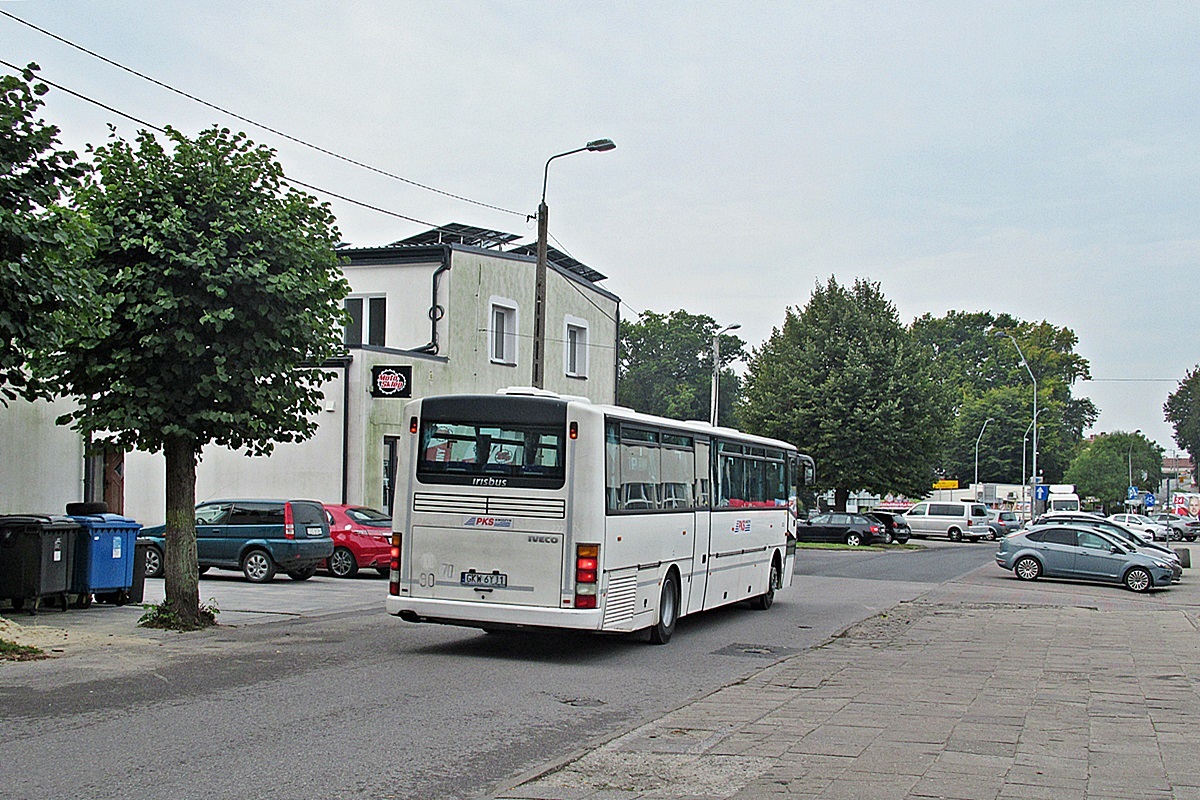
365, 223, 608, 283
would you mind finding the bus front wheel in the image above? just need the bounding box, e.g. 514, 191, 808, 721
648, 573, 680, 645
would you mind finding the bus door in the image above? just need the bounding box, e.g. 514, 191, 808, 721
686, 439, 712, 615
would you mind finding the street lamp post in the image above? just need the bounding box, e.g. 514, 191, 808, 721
710, 323, 741, 426
1021, 409, 1043, 518
975, 417, 995, 491
1128, 429, 1142, 510
531, 138, 616, 389
994, 330, 1038, 516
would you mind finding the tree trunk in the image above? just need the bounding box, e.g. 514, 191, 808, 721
164, 435, 204, 626
834, 487, 850, 512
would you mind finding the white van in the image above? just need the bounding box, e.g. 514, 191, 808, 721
903, 500, 992, 542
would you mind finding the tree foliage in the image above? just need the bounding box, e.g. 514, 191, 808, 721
51, 125, 349, 627
1164, 367, 1200, 471
910, 311, 1097, 484
618, 309, 745, 426
739, 277, 951, 508
1063, 431, 1162, 512
0, 64, 94, 403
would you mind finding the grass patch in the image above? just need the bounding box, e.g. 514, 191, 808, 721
0, 637, 45, 662
796, 542, 922, 551
138, 598, 219, 631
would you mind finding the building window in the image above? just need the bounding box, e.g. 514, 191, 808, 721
564, 316, 589, 378
490, 298, 518, 365
345, 295, 386, 347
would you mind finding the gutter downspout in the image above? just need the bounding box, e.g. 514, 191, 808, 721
411, 244, 452, 355
341, 357, 351, 504
613, 301, 621, 403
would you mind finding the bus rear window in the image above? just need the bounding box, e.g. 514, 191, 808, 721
418, 421, 566, 488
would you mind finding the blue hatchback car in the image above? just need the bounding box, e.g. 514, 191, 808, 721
996, 524, 1175, 593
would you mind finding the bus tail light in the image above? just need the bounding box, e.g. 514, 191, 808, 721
283, 502, 296, 539
389, 532, 402, 595
574, 544, 599, 609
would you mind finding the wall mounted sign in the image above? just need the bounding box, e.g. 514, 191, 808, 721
371, 365, 412, 398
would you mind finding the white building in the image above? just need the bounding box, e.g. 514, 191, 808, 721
0, 225, 621, 524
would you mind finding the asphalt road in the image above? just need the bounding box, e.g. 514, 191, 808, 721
1, 541, 995, 800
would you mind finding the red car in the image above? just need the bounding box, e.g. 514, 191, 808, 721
323, 505, 393, 578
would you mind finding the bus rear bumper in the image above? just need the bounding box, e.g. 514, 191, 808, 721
387, 596, 607, 632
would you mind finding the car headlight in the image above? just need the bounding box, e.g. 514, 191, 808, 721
1152, 560, 1171, 569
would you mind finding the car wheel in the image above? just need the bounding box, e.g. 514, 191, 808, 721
844, 532, 863, 546
1188, 534, 1198, 542
241, 549, 276, 583
287, 565, 318, 581
328, 546, 359, 578
648, 572, 680, 645
883, 531, 895, 545
986, 530, 997, 541
1014, 556, 1041, 581
751, 560, 779, 610
1124, 567, 1153, 593
948, 528, 962, 542
144, 545, 163, 578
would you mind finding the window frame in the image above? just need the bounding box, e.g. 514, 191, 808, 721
563, 315, 589, 379
489, 297, 519, 366
344, 294, 387, 347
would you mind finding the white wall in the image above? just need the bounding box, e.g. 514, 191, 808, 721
0, 397, 84, 515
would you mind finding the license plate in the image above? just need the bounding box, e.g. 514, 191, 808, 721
461, 571, 507, 588
306, 526, 324, 537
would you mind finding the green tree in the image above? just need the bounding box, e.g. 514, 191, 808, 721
51, 126, 349, 628
1064, 431, 1163, 512
618, 309, 745, 426
740, 277, 951, 509
911, 312, 1097, 484
0, 64, 94, 403
1165, 367, 1200, 472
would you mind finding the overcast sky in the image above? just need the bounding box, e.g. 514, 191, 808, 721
4, 1, 1196, 453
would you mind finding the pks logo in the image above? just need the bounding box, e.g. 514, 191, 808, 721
464, 516, 513, 528
732, 519, 752, 534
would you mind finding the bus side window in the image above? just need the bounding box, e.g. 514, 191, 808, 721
605, 421, 621, 512
621, 442, 659, 510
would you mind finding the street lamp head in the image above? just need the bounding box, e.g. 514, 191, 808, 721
586, 138, 617, 152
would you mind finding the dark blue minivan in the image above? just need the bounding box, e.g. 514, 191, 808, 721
140, 499, 333, 583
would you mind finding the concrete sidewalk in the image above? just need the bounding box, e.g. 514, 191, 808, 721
495, 573, 1200, 800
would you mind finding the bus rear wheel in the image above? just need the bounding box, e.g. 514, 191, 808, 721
751, 559, 779, 610
648, 573, 680, 645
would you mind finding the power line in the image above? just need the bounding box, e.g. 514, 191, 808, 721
1, 9, 526, 218
0, 58, 437, 228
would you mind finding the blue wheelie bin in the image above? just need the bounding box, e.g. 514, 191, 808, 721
0, 515, 80, 614
68, 513, 143, 607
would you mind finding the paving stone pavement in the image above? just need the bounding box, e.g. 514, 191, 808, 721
494, 590, 1200, 800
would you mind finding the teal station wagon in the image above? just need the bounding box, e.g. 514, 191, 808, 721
140, 499, 333, 583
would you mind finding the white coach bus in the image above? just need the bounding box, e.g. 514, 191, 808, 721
386, 389, 815, 644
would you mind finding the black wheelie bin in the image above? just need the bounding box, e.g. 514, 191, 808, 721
0, 515, 81, 614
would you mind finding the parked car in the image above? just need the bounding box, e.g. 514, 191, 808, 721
1107, 513, 1169, 542
903, 500, 991, 542
1034, 512, 1182, 581
1150, 513, 1200, 542
324, 504, 393, 578
798, 512, 887, 546
986, 509, 1022, 539
864, 511, 911, 544
995, 524, 1175, 592
140, 499, 333, 583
